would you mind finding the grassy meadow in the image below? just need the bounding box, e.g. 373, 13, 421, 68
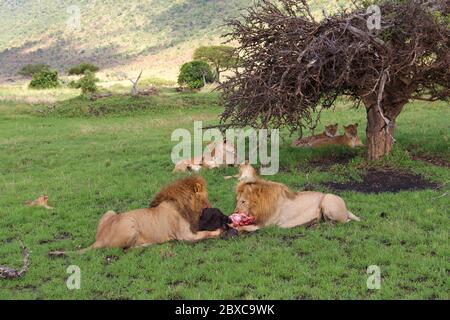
0, 84, 448, 299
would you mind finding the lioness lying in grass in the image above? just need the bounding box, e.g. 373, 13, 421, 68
309, 124, 364, 148
173, 139, 237, 173
292, 124, 339, 147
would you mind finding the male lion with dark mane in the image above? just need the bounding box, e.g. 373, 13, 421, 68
233, 165, 360, 232
85, 176, 222, 250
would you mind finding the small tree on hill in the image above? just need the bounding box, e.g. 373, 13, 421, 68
220, 0, 449, 160
29, 69, 59, 89
78, 70, 99, 95
178, 61, 214, 89
193, 45, 238, 82
68, 63, 100, 76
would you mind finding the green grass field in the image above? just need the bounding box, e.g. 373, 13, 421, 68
0, 86, 448, 299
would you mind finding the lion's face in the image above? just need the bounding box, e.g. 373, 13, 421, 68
344, 123, 359, 137
325, 124, 339, 137
235, 192, 251, 214
235, 179, 296, 225
235, 182, 261, 215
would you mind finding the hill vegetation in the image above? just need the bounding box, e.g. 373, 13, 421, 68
0, 0, 352, 81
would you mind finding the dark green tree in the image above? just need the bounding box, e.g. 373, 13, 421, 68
78, 70, 99, 95
178, 61, 214, 89
68, 63, 100, 76
29, 70, 59, 89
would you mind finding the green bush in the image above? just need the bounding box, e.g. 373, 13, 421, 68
78, 70, 99, 94
18, 63, 50, 77
178, 60, 214, 89
29, 69, 59, 89
67, 63, 100, 75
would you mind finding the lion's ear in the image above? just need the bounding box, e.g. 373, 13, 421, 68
194, 182, 204, 193
240, 160, 249, 166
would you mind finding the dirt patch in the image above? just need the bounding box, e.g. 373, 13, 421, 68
324, 168, 440, 193
54, 232, 72, 240
104, 255, 120, 265
301, 183, 319, 191
308, 151, 358, 171
38, 239, 54, 245
281, 233, 306, 245
411, 153, 449, 168
47, 250, 68, 259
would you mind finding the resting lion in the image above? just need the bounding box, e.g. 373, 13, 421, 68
233, 167, 360, 232
85, 176, 222, 250
173, 139, 237, 173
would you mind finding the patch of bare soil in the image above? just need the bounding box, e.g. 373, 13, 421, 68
324, 168, 440, 193
411, 153, 450, 168
104, 255, 120, 265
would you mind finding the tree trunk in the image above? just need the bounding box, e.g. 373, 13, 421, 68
131, 85, 138, 97
130, 71, 143, 97
215, 66, 220, 83
366, 106, 394, 160
363, 95, 406, 161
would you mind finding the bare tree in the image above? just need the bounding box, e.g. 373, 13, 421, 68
220, 0, 449, 160
130, 70, 143, 97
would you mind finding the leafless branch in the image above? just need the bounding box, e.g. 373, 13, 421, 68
130, 70, 143, 97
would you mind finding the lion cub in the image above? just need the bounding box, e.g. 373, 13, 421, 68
292, 124, 339, 147
25, 195, 53, 210
310, 123, 364, 148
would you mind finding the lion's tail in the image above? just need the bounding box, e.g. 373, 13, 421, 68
77, 244, 95, 254
347, 211, 361, 222
48, 244, 94, 257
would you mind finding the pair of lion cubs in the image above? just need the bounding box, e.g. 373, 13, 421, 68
293, 123, 364, 148
86, 164, 360, 251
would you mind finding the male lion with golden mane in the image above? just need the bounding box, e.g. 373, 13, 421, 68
85, 176, 222, 250
233, 165, 360, 233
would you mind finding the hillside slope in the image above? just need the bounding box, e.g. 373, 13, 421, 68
0, 0, 351, 81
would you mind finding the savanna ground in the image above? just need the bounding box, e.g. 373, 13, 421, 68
0, 83, 448, 299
